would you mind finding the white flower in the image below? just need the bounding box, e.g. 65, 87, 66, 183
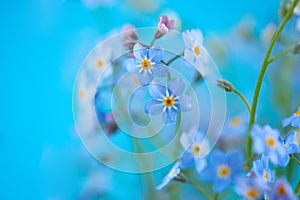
182, 29, 209, 76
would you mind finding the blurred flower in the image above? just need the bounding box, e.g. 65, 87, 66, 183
198, 150, 244, 192
251, 125, 285, 165
282, 106, 300, 128
217, 79, 234, 92
125, 44, 168, 85
96, 111, 118, 136
294, 1, 300, 15
122, 24, 138, 50
157, 15, 175, 34
252, 154, 274, 184
278, 132, 300, 166
156, 152, 193, 190
145, 78, 192, 124
182, 29, 209, 75
235, 177, 268, 200
270, 178, 297, 200
260, 23, 276, 44
180, 130, 210, 173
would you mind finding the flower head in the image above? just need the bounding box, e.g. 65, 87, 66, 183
125, 44, 168, 85
157, 15, 175, 34
252, 154, 274, 184
180, 130, 210, 173
282, 106, 300, 128
182, 29, 209, 75
122, 24, 138, 50
270, 178, 297, 200
145, 78, 192, 124
278, 132, 300, 166
236, 177, 268, 200
251, 125, 285, 165
198, 150, 244, 192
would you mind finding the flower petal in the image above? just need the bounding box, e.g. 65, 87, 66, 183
213, 178, 231, 193
178, 95, 192, 112
148, 47, 164, 63
195, 158, 207, 173
163, 108, 178, 124
137, 71, 153, 85
284, 132, 296, 145
125, 58, 138, 72
133, 44, 147, 61
182, 31, 194, 48
144, 99, 163, 114
168, 77, 186, 96
184, 49, 195, 63
291, 117, 300, 128
149, 81, 167, 98
281, 114, 295, 127
151, 63, 168, 77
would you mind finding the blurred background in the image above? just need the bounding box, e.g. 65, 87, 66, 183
2, 0, 300, 199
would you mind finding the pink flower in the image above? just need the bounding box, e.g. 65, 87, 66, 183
122, 24, 138, 50
157, 15, 175, 34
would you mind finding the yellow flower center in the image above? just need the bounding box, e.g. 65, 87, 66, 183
217, 165, 231, 178
277, 184, 286, 196
163, 96, 175, 107
296, 110, 300, 116
141, 59, 151, 70
246, 188, 259, 199
193, 45, 201, 56
230, 117, 242, 127
79, 89, 85, 98
191, 143, 201, 156
263, 171, 269, 181
265, 136, 276, 148
97, 59, 104, 68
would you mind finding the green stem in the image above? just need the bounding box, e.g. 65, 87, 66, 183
291, 155, 300, 166
246, 0, 299, 158
294, 179, 300, 194
186, 180, 214, 200
214, 193, 219, 200
233, 89, 251, 114
267, 50, 289, 65
166, 53, 184, 65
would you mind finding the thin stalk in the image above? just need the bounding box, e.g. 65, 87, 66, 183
233, 89, 251, 114
166, 52, 184, 65
246, 0, 299, 158
267, 50, 289, 65
294, 179, 300, 194
291, 155, 300, 166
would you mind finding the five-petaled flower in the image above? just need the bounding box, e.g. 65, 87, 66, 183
252, 154, 274, 184
180, 129, 210, 173
251, 125, 286, 166
282, 106, 300, 128
182, 29, 209, 75
270, 178, 297, 200
236, 177, 268, 200
145, 78, 192, 124
125, 44, 168, 85
198, 150, 244, 192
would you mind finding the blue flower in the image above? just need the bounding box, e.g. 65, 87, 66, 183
145, 78, 192, 124
251, 125, 285, 165
198, 150, 244, 193
282, 106, 300, 128
270, 178, 297, 200
156, 152, 194, 190
252, 154, 274, 184
278, 132, 300, 166
180, 130, 210, 173
235, 177, 268, 200
125, 44, 168, 85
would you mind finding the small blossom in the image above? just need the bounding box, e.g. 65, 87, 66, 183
157, 15, 175, 34
236, 177, 268, 200
125, 44, 168, 85
156, 152, 194, 190
270, 178, 297, 200
198, 150, 244, 192
217, 79, 234, 92
122, 24, 138, 50
278, 132, 300, 166
145, 78, 192, 124
180, 130, 210, 173
252, 154, 274, 184
251, 125, 285, 165
282, 106, 300, 128
182, 29, 209, 75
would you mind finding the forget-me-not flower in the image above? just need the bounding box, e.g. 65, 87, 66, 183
282, 106, 300, 128
125, 44, 168, 85
145, 78, 192, 124
251, 125, 285, 165
252, 154, 274, 184
278, 132, 300, 166
236, 177, 268, 200
198, 150, 244, 192
270, 178, 297, 200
